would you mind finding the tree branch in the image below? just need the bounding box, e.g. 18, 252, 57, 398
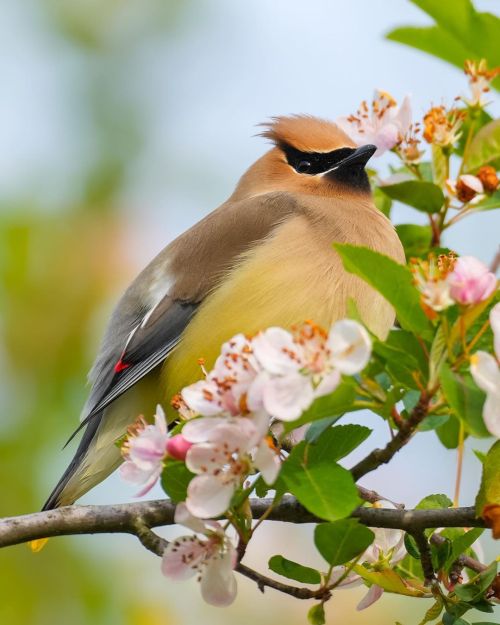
0, 496, 484, 550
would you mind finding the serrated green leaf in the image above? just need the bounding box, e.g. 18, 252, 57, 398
307, 603, 325, 625
160, 461, 194, 503
463, 120, 500, 173
476, 440, 500, 515
396, 224, 433, 259
314, 519, 374, 566
416, 494, 453, 510
436, 415, 463, 449
444, 528, 484, 571
440, 364, 490, 438
418, 598, 443, 625
280, 442, 360, 521
283, 383, 355, 433
310, 424, 372, 462
454, 562, 497, 602
335, 244, 432, 339
404, 533, 421, 560
305, 416, 340, 443
268, 555, 321, 584
375, 329, 428, 389
380, 180, 445, 213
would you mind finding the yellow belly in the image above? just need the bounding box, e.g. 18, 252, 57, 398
161, 214, 397, 410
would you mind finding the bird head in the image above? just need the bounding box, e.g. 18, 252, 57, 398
233, 115, 376, 200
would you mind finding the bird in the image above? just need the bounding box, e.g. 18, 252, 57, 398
43, 115, 405, 510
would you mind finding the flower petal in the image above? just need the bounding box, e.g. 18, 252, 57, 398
161, 536, 206, 581
483, 391, 500, 438
262, 373, 315, 421
471, 351, 500, 395
174, 502, 211, 534
328, 320, 372, 375
200, 548, 237, 606
357, 584, 384, 610
254, 440, 281, 485
252, 327, 304, 375
186, 474, 236, 518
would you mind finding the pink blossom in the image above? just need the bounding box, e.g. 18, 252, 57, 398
250, 320, 371, 421
181, 334, 260, 417
470, 303, 500, 437
336, 91, 412, 156
182, 412, 280, 518
161, 503, 237, 606
447, 256, 497, 305
356, 523, 406, 610
119, 405, 169, 496
166, 434, 193, 461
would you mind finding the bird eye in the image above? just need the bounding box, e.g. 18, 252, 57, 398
296, 160, 312, 174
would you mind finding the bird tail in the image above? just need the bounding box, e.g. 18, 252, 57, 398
42, 413, 104, 510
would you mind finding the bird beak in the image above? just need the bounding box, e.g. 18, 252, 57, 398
323, 144, 377, 175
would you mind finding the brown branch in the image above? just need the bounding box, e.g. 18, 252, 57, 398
411, 530, 435, 585
350, 391, 431, 480
0, 495, 484, 550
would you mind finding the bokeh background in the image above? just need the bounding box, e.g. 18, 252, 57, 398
1, 1, 499, 624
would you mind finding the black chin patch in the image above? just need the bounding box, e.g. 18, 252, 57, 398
280, 143, 370, 193
326, 163, 371, 193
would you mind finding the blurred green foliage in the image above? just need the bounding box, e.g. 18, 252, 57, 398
386, 0, 500, 90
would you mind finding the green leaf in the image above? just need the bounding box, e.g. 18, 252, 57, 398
432, 145, 449, 189
404, 533, 421, 560
440, 364, 490, 438
283, 383, 356, 433
436, 415, 463, 449
314, 519, 374, 566
473, 190, 500, 212
310, 424, 372, 462
374, 329, 428, 389
280, 441, 360, 521
475, 440, 500, 515
160, 460, 194, 503
373, 185, 392, 217
418, 598, 444, 625
386, 0, 500, 78
429, 324, 447, 387
444, 528, 484, 571
454, 562, 498, 602
416, 494, 453, 510
386, 25, 474, 70
335, 244, 432, 339
419, 414, 450, 432
456, 109, 493, 156
396, 224, 433, 259
268, 555, 321, 584
307, 603, 325, 625
463, 120, 500, 173
379, 180, 445, 213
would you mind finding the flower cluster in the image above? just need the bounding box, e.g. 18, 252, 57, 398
179, 320, 371, 518
470, 303, 500, 438
411, 253, 497, 318
336, 90, 411, 156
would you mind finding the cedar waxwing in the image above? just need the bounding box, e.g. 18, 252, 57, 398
43, 115, 405, 510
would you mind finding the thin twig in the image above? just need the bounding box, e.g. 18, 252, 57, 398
350, 392, 431, 480
411, 530, 435, 585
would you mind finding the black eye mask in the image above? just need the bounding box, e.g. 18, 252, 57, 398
281, 144, 356, 175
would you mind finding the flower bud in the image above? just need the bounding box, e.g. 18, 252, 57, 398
166, 434, 193, 461
455, 174, 483, 203
477, 165, 499, 194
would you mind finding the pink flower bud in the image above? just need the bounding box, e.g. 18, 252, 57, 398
447, 256, 497, 305
166, 434, 193, 461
